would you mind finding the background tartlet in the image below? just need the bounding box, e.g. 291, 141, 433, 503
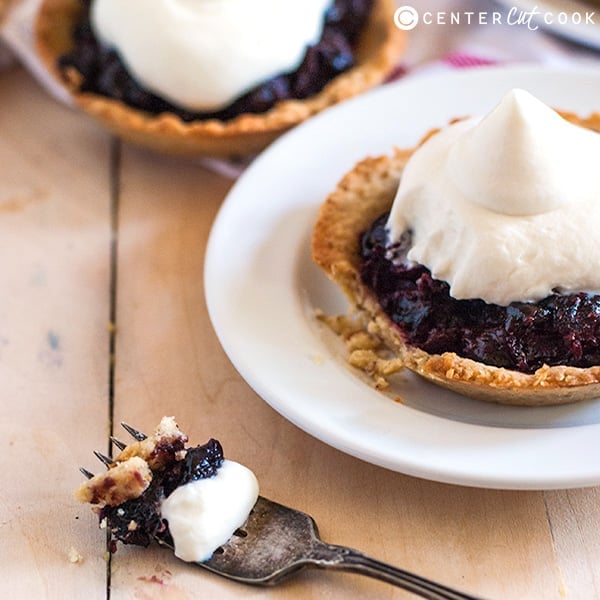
35, 0, 405, 156
312, 112, 600, 406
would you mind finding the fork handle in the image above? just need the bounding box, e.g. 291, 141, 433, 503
312, 543, 483, 600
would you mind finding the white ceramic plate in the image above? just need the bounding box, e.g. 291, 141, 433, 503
495, 0, 600, 49
205, 65, 600, 490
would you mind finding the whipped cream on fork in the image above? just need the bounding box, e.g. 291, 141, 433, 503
161, 459, 259, 562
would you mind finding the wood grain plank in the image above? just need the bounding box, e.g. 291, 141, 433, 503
0, 68, 112, 598
110, 146, 236, 599
109, 143, 566, 599
544, 488, 600, 599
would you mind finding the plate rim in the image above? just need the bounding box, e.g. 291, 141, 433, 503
205, 64, 600, 490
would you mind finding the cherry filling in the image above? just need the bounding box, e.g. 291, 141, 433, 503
59, 0, 373, 122
99, 439, 224, 551
360, 214, 600, 374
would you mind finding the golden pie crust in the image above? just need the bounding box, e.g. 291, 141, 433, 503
312, 111, 600, 406
75, 416, 187, 507
35, 0, 406, 157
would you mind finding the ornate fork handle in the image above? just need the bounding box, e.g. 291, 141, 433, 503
307, 541, 483, 600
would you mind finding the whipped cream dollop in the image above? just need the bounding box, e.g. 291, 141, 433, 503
91, 0, 331, 111
161, 459, 259, 562
387, 89, 600, 306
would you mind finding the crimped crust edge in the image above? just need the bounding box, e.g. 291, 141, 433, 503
312, 113, 600, 406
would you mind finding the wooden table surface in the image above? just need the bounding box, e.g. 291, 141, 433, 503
3, 65, 600, 600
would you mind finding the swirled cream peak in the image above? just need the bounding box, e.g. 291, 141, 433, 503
91, 0, 331, 111
387, 89, 600, 306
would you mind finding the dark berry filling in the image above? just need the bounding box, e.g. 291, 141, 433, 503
58, 0, 373, 122
100, 439, 224, 551
360, 214, 600, 374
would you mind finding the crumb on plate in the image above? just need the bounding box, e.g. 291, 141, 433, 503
315, 309, 403, 389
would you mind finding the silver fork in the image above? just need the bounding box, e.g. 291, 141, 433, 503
83, 423, 484, 600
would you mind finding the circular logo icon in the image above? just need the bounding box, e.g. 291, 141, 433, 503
394, 6, 419, 31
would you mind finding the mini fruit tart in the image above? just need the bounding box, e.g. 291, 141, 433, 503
313, 90, 600, 406
35, 0, 405, 156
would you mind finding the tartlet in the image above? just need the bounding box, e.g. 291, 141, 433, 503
35, 0, 405, 156
312, 111, 600, 406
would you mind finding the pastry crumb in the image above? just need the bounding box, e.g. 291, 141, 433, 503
68, 547, 83, 564
316, 309, 403, 389
75, 456, 152, 507
557, 566, 568, 598
311, 353, 325, 365
127, 520, 138, 531
74, 416, 189, 508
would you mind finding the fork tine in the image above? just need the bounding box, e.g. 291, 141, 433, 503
93, 450, 113, 468
110, 436, 127, 451
80, 467, 95, 480
121, 422, 147, 441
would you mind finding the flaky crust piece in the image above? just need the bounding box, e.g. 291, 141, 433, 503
35, 0, 405, 156
75, 416, 187, 507
312, 112, 600, 406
